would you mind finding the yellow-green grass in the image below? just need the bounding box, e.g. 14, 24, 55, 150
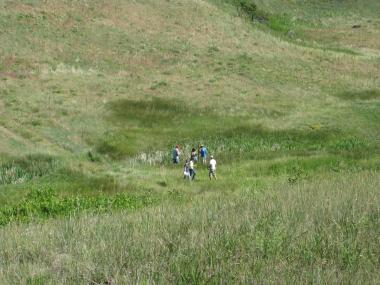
0, 0, 380, 281
0, 0, 378, 197
1, 0, 379, 157
0, 171, 379, 284
0, 0, 379, 213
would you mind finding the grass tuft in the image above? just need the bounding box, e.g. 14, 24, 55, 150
0, 154, 58, 185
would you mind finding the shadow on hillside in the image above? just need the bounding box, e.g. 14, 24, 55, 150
334, 89, 380, 101
106, 97, 203, 128
92, 97, 376, 160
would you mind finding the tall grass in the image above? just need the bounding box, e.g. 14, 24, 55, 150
0, 185, 160, 226
0, 171, 378, 284
0, 0, 379, 283
0, 154, 58, 185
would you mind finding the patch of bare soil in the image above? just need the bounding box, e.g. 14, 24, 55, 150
0, 72, 18, 79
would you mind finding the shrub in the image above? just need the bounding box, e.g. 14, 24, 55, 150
234, 0, 268, 22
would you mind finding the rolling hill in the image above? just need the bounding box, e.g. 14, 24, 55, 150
0, 0, 379, 283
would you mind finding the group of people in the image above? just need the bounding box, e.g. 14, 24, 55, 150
172, 144, 217, 181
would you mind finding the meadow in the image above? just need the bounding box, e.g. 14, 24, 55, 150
1, 172, 379, 284
0, 0, 379, 283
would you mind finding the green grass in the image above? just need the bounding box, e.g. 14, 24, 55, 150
0, 172, 379, 284
0, 0, 379, 282
0, 185, 160, 226
0, 154, 58, 185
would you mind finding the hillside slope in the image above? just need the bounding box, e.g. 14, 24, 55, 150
0, 0, 380, 283
1, 0, 379, 156
0, 0, 379, 205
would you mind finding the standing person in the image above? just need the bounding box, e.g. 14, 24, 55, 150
200, 145, 208, 164
172, 145, 180, 164
209, 155, 217, 180
191, 148, 198, 163
189, 158, 196, 180
183, 159, 190, 180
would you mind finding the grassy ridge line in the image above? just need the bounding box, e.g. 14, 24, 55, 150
213, 0, 380, 18
0, 171, 379, 284
213, 0, 380, 56
252, 0, 380, 18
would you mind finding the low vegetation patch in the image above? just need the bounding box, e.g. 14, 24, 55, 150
232, 0, 293, 34
0, 154, 58, 185
0, 185, 159, 226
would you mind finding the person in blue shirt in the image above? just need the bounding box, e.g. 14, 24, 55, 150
200, 145, 208, 164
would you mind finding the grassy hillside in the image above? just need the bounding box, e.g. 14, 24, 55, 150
0, 0, 379, 283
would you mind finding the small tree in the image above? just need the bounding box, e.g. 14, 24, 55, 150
235, 0, 257, 21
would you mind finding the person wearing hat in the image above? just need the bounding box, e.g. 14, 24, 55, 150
208, 155, 217, 180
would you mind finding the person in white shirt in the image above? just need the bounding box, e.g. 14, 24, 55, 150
208, 155, 217, 180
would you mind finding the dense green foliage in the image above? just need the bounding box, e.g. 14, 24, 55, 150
0, 186, 158, 226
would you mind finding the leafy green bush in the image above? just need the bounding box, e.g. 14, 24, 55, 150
235, 0, 257, 19
232, 0, 295, 34
234, 0, 268, 22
